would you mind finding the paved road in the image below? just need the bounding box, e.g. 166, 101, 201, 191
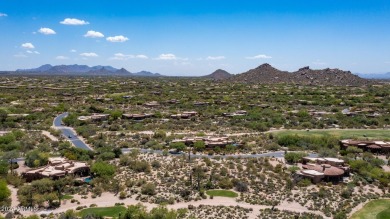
53, 112, 93, 151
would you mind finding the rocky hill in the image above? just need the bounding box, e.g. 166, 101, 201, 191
133, 71, 163, 77
228, 64, 371, 86
87, 67, 117, 75
291, 66, 369, 86
203, 69, 232, 80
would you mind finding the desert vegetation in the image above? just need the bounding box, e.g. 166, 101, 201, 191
0, 76, 389, 218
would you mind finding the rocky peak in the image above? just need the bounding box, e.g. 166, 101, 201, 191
256, 63, 272, 69
203, 69, 232, 80
299, 66, 310, 71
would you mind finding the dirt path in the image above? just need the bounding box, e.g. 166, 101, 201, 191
41, 130, 59, 141
8, 185, 19, 208
30, 192, 327, 218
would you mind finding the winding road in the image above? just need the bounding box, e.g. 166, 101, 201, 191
53, 112, 93, 151
53, 112, 319, 158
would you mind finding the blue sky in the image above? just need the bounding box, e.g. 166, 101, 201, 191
0, 0, 389, 75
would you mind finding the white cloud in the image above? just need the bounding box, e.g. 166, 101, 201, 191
21, 43, 35, 49
84, 30, 104, 38
60, 18, 89, 25
110, 53, 148, 60
156, 53, 188, 61
70, 49, 77, 53
246, 54, 272, 59
110, 53, 132, 60
206, 56, 226, 60
106, 35, 128, 42
56, 56, 69, 60
38, 27, 56, 35
385, 61, 390, 64
158, 53, 177, 60
0, 13, 7, 17
80, 52, 98, 57
136, 55, 148, 59
26, 50, 40, 54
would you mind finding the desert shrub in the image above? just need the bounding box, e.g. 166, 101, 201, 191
141, 183, 156, 195
218, 178, 233, 189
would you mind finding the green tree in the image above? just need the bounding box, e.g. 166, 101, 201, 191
54, 178, 68, 203
0, 180, 11, 206
120, 204, 148, 219
91, 161, 116, 178
62, 113, 78, 126
0, 109, 7, 123
346, 147, 363, 159
170, 142, 186, 152
25, 150, 49, 167
193, 166, 205, 191
0, 160, 9, 175
194, 141, 205, 152
318, 148, 338, 157
119, 204, 177, 219
110, 110, 122, 120
149, 205, 177, 219
0, 133, 16, 145
284, 152, 307, 164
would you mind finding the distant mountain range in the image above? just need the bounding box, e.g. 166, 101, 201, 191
355, 72, 390, 79
1, 63, 386, 85
203, 64, 372, 86
202, 69, 232, 80
13, 64, 164, 77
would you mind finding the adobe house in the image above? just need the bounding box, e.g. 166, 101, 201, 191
122, 113, 154, 120
78, 113, 109, 122
171, 111, 198, 119
22, 157, 90, 182
302, 157, 345, 167
299, 164, 346, 183
222, 110, 247, 117
171, 136, 234, 148
340, 139, 390, 154
297, 157, 349, 183
144, 101, 160, 107
298, 169, 325, 184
